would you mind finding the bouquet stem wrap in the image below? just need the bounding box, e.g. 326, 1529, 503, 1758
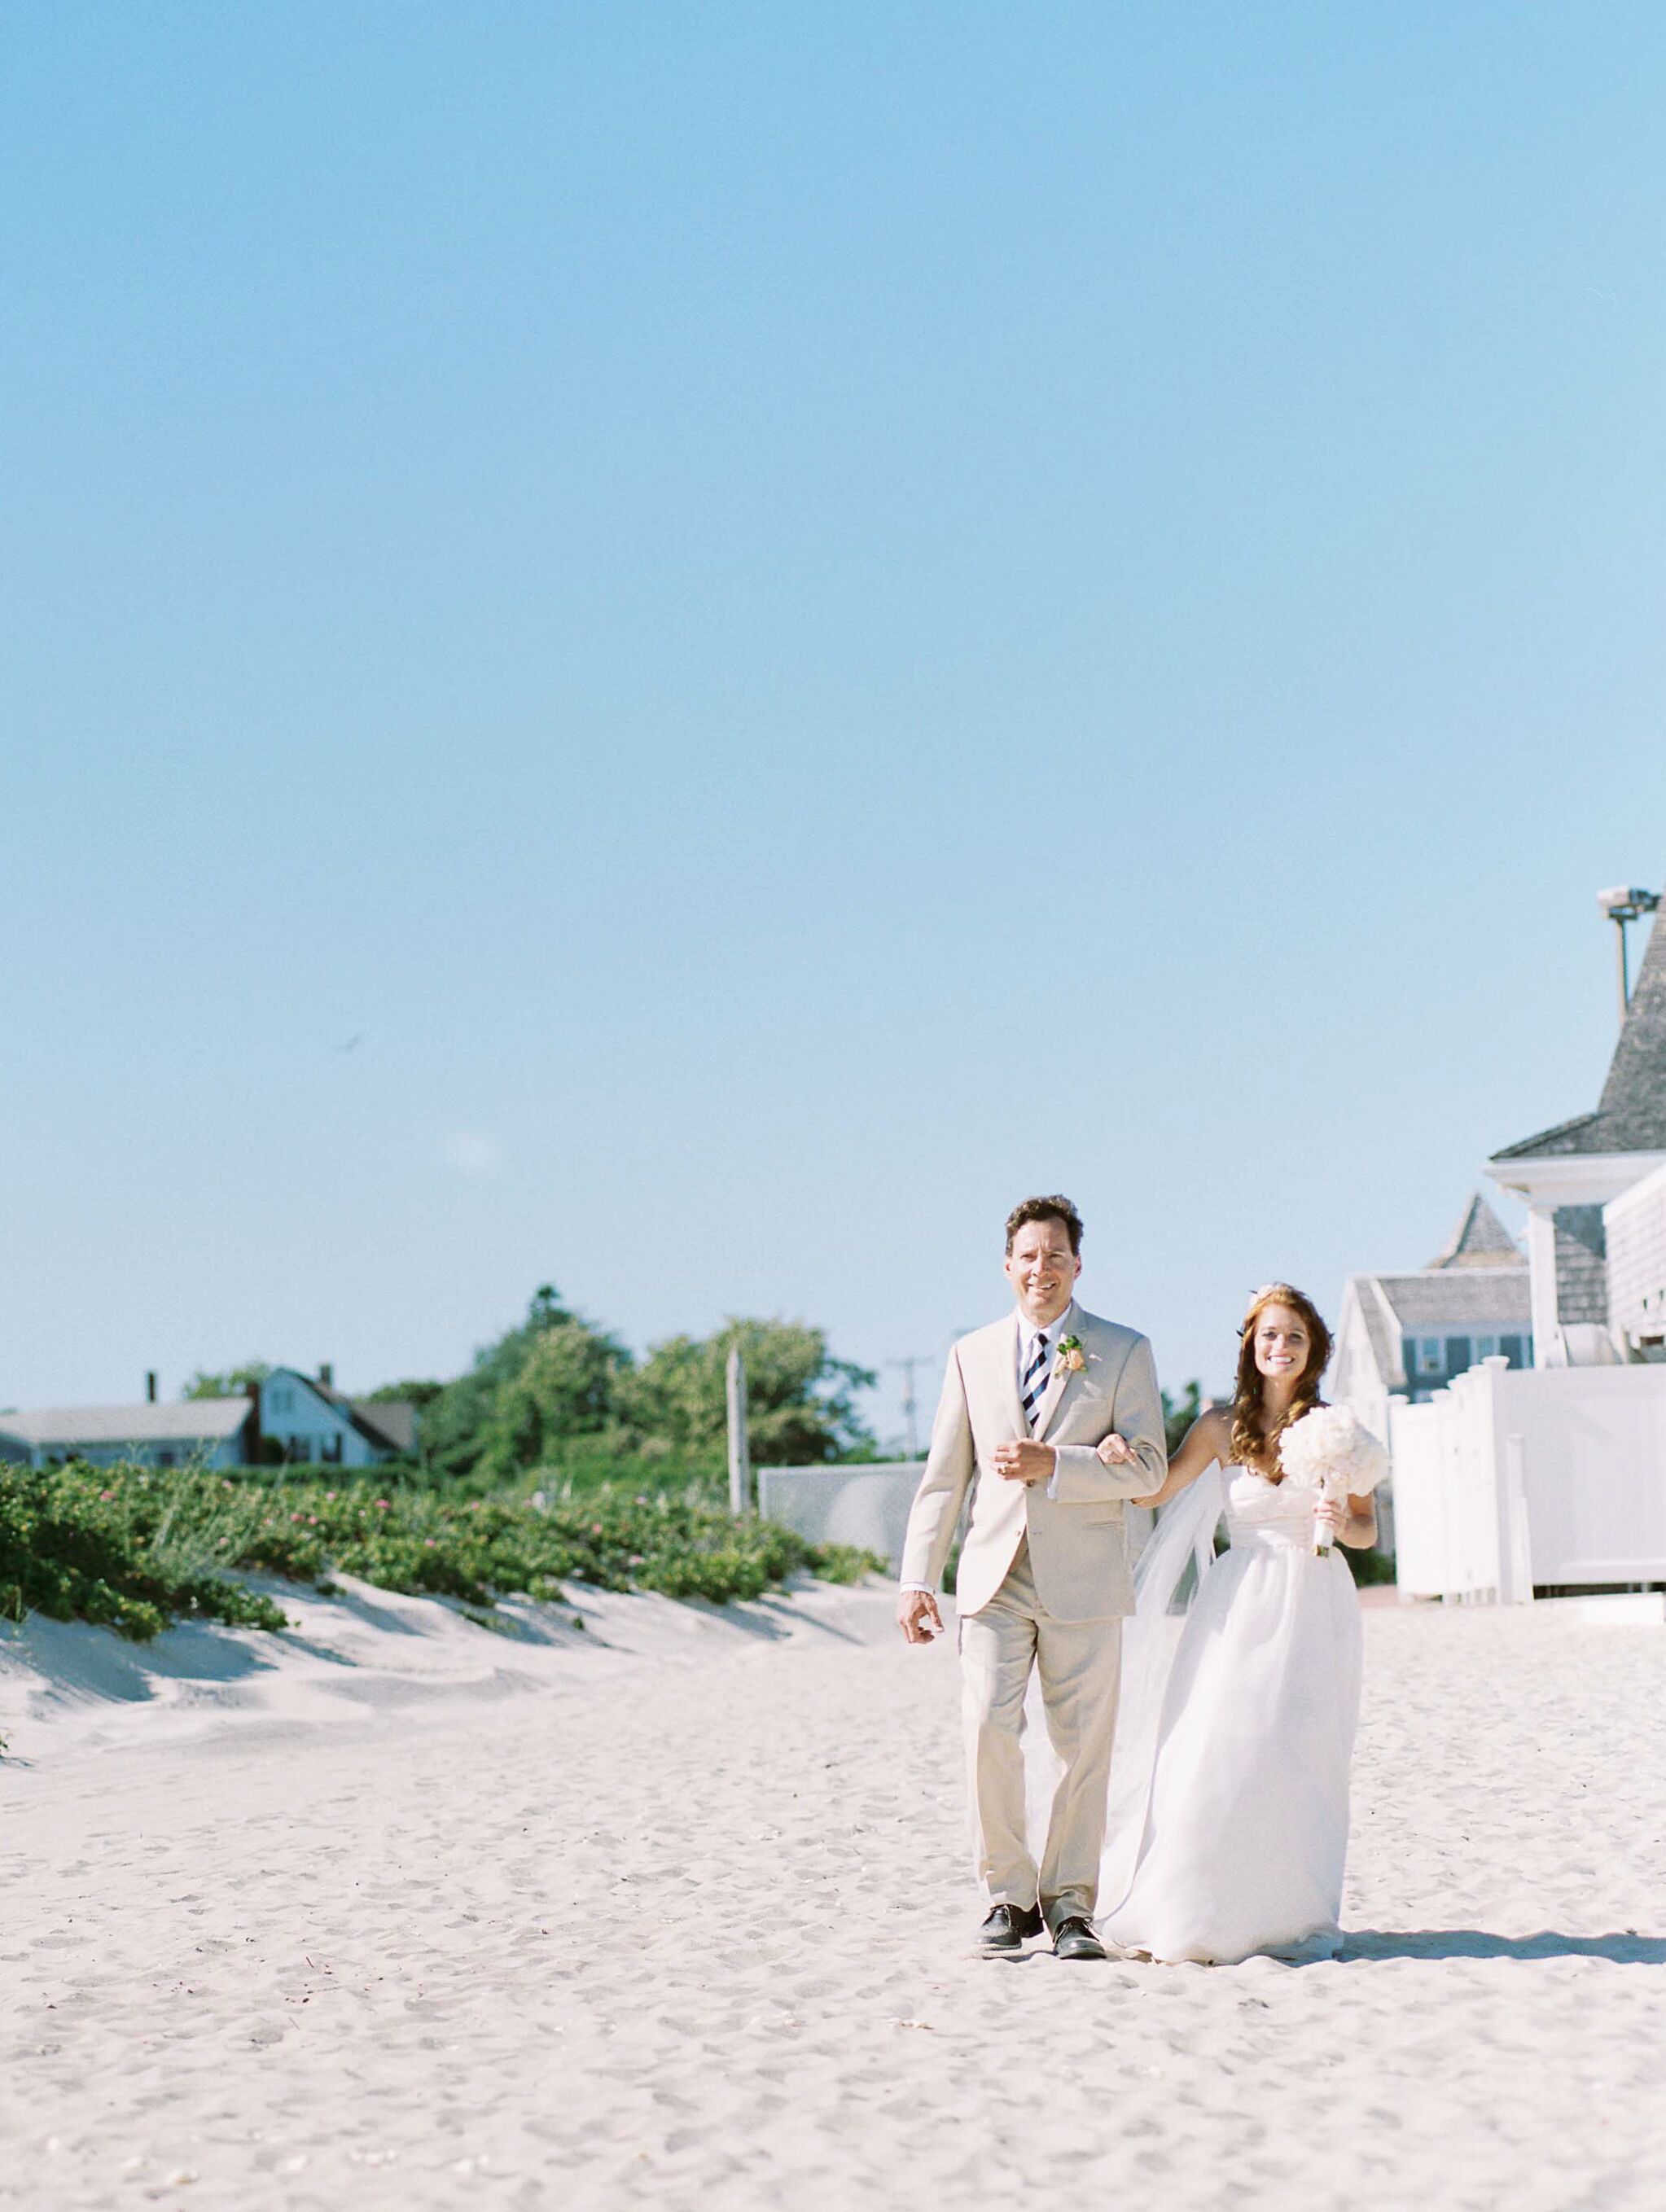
1313, 1478, 1341, 1558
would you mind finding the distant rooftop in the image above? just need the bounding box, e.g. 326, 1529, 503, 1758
0, 1399, 252, 1448
1427, 1193, 1521, 1270
1367, 1268, 1532, 1330
1493, 905, 1666, 1160
349, 1399, 420, 1455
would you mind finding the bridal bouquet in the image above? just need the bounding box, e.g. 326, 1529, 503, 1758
1277, 1406, 1389, 1557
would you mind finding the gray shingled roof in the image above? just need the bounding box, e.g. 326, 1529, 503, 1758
1494, 909, 1666, 1159
1428, 1193, 1520, 1268
349, 1399, 419, 1455
0, 1399, 253, 1448
1369, 1267, 1532, 1330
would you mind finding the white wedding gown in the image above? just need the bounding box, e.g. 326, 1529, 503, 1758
1098, 1465, 1362, 1965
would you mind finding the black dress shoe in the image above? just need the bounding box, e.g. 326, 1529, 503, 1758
978, 1903, 1045, 1953
1052, 1915, 1108, 1961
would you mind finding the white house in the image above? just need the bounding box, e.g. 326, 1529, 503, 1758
0, 1365, 419, 1471
255, 1366, 416, 1466
1392, 901, 1666, 1604
1331, 1194, 1533, 1446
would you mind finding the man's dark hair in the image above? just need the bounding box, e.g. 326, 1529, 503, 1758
1004, 1194, 1085, 1257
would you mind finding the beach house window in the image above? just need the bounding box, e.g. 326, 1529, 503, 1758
1476, 1335, 1499, 1360
1417, 1337, 1444, 1375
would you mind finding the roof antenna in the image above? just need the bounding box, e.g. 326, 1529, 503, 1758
1597, 886, 1659, 1027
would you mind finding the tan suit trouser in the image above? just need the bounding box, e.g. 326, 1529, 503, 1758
959, 1539, 1122, 1929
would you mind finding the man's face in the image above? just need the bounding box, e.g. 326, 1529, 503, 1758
1003, 1218, 1081, 1326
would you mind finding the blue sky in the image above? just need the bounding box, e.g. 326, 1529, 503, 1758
3, 4, 1664, 1439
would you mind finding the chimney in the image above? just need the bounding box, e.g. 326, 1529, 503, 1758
145, 1370, 157, 1404
318, 1361, 334, 1390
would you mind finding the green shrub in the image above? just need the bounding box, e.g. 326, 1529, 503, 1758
0, 1466, 287, 1640
1344, 1544, 1397, 1588
0, 1461, 884, 1640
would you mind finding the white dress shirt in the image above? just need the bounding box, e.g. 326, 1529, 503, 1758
1018, 1301, 1076, 1399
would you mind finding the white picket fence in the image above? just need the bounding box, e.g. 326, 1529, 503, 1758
1391, 1358, 1666, 1601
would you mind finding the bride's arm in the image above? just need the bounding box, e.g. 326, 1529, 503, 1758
1315, 1491, 1378, 1549
1103, 1410, 1225, 1508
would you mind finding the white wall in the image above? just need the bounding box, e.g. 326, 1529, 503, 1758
761, 1466, 1160, 1582
1392, 1359, 1666, 1599
757, 1463, 923, 1571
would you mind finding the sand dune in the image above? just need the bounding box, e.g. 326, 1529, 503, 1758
2, 1597, 1663, 2210
0, 1572, 879, 1765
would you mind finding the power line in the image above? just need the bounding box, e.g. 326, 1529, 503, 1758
884, 1355, 932, 1460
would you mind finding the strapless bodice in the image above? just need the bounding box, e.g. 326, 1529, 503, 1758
1222, 1465, 1314, 1550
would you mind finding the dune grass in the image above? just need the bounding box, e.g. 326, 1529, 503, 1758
0, 1460, 882, 1642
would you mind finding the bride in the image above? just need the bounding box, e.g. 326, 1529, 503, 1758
1094, 1283, 1383, 1965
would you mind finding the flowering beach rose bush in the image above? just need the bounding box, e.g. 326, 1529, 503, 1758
0, 1465, 287, 1640
0, 1461, 879, 1641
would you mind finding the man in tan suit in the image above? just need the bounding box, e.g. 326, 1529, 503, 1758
897, 1194, 1166, 1960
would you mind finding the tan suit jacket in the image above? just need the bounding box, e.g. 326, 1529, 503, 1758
899, 1303, 1166, 1622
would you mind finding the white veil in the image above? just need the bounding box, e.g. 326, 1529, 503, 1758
1020, 1467, 1227, 1912
1098, 1466, 1225, 1912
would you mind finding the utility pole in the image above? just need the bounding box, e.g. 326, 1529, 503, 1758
726, 1346, 752, 1515
1598, 886, 1660, 1027
886, 1356, 931, 1460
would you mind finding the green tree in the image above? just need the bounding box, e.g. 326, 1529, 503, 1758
361, 1379, 446, 1411
476, 1316, 631, 1479
620, 1318, 875, 1465
422, 1286, 629, 1478
182, 1361, 271, 1400
1162, 1379, 1203, 1457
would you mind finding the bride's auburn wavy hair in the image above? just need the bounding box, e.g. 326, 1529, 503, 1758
1230, 1283, 1333, 1477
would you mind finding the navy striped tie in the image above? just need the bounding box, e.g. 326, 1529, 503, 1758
1021, 1334, 1050, 1432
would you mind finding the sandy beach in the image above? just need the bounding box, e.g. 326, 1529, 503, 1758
3, 1592, 1664, 2211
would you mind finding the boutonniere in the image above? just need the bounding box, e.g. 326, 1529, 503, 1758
1053, 1334, 1087, 1377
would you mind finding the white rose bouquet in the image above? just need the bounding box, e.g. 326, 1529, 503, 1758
1276, 1406, 1389, 1557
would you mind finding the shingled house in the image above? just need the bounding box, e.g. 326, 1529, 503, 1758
1331, 1194, 1533, 1445
1488, 904, 1666, 1364
0, 1365, 420, 1470
1383, 900, 1666, 1601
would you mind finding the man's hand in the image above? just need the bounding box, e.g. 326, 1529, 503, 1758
897, 1589, 945, 1645
991, 1440, 1056, 1485
1096, 1432, 1133, 1467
